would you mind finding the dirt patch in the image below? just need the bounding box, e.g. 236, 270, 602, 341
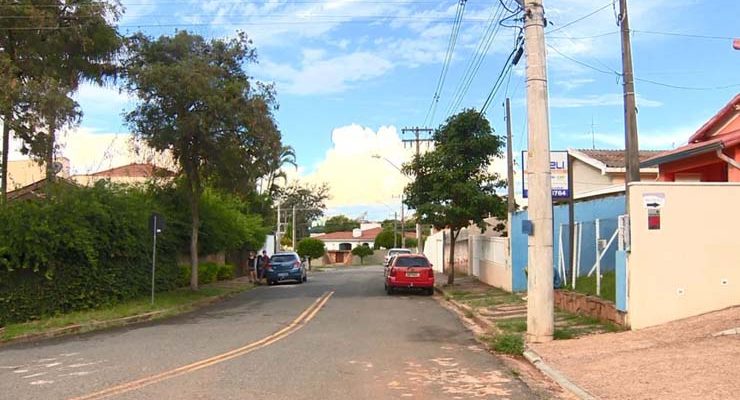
531, 306, 740, 400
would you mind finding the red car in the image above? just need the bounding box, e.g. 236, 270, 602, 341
384, 254, 435, 295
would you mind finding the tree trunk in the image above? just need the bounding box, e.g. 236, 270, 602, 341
45, 119, 57, 182
190, 187, 200, 291
1, 109, 10, 203
447, 229, 458, 285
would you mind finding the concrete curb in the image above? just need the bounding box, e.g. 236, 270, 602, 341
0, 284, 252, 348
523, 349, 596, 400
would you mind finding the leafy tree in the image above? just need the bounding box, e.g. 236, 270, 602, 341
351, 245, 374, 264
405, 237, 418, 249
296, 237, 326, 269
324, 215, 360, 233
277, 181, 329, 242
0, 0, 122, 197
373, 229, 399, 249
403, 109, 506, 285
124, 31, 277, 290
263, 145, 297, 195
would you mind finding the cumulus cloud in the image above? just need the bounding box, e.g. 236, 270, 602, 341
260, 51, 393, 95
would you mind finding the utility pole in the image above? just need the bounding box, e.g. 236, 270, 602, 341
524, 0, 554, 343
505, 98, 516, 215
619, 0, 640, 210
292, 205, 297, 251
400, 193, 406, 248
276, 202, 282, 251
394, 212, 398, 248
402, 127, 434, 253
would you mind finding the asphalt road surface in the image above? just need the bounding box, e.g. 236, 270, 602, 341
0, 266, 538, 400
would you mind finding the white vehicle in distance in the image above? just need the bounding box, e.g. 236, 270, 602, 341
384, 248, 412, 267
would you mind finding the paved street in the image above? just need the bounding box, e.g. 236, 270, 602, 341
0, 266, 537, 400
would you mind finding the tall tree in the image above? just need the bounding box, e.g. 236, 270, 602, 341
277, 182, 329, 242
124, 31, 277, 290
263, 145, 297, 195
0, 0, 121, 197
403, 109, 506, 285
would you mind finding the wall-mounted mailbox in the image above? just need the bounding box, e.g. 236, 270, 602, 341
522, 220, 534, 236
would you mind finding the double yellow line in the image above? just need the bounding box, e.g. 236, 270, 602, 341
68, 291, 334, 400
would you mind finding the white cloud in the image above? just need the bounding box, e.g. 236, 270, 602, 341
294, 124, 413, 211
260, 51, 393, 95
577, 123, 698, 150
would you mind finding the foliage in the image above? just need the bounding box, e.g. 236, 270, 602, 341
0, 0, 122, 192
124, 31, 279, 290
403, 109, 506, 284
405, 237, 418, 249
571, 271, 616, 303
351, 245, 374, 264
324, 215, 360, 233
0, 183, 265, 325
296, 238, 326, 264
489, 333, 525, 355
277, 182, 330, 241
373, 229, 399, 249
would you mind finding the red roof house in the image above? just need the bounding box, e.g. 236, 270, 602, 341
642, 94, 740, 182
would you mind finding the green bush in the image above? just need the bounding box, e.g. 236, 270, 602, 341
217, 264, 235, 281
197, 263, 220, 285
0, 181, 266, 325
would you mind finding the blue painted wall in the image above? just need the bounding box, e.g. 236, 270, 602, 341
510, 194, 625, 292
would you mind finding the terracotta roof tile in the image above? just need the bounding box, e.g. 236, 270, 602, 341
577, 149, 667, 168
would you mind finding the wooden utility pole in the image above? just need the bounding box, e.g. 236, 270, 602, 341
524, 0, 554, 343
402, 127, 434, 253
400, 193, 406, 248
505, 98, 516, 214
394, 212, 398, 248
276, 202, 281, 251
619, 0, 640, 204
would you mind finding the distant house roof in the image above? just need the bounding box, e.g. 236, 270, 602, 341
315, 227, 416, 242
7, 177, 78, 202
89, 163, 175, 178
688, 94, 740, 143
569, 149, 665, 172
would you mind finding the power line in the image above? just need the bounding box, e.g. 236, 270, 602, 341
548, 43, 740, 91
445, 1, 509, 116
480, 37, 522, 115
547, 2, 612, 35
631, 29, 737, 41
423, 0, 467, 127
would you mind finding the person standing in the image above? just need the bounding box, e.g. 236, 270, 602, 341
247, 251, 257, 283
257, 250, 270, 284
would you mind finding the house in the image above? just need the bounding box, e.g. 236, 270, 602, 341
6, 157, 71, 190
72, 163, 175, 186
7, 177, 78, 201
314, 224, 415, 264
641, 94, 740, 182
567, 149, 664, 197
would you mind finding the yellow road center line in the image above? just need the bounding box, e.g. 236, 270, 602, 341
68, 291, 334, 400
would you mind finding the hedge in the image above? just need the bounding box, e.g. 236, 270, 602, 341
0, 182, 264, 325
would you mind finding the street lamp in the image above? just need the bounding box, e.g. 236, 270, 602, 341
371, 154, 422, 252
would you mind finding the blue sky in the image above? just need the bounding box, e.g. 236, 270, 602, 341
33, 0, 740, 221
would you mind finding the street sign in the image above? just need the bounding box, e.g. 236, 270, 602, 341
642, 193, 665, 209
149, 212, 165, 233
521, 150, 569, 199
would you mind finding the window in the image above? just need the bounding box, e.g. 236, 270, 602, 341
339, 243, 352, 251
271, 254, 298, 263
394, 257, 430, 268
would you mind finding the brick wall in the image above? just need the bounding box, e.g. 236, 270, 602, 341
555, 290, 627, 327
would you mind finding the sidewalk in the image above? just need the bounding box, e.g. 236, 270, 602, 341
530, 306, 740, 400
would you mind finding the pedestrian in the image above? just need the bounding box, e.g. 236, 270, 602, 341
247, 251, 257, 283
257, 250, 270, 284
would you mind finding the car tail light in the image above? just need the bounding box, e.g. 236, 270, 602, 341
389, 267, 397, 277
293, 261, 301, 269
266, 262, 272, 271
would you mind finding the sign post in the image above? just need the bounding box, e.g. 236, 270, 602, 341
149, 213, 165, 305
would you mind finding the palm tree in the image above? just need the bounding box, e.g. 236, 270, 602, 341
264, 145, 297, 195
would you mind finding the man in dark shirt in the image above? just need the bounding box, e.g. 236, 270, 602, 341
257, 250, 270, 284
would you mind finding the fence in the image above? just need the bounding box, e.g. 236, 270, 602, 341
473, 236, 511, 291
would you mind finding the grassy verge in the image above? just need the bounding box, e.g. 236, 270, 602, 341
570, 271, 616, 303
1, 281, 254, 342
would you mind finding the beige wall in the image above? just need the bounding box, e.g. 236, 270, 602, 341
572, 158, 613, 195
627, 182, 740, 329
7, 158, 70, 189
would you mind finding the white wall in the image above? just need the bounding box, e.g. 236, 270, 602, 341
323, 241, 374, 251
424, 230, 445, 273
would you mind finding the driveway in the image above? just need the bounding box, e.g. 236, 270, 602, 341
0, 266, 538, 400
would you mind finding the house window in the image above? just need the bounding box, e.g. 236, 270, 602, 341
339, 243, 352, 251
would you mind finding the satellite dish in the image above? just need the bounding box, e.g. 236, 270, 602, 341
352, 228, 362, 238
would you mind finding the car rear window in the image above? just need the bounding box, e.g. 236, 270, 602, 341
394, 257, 430, 267
271, 254, 297, 263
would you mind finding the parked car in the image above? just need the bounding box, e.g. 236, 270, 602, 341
384, 254, 434, 295
265, 252, 307, 285
384, 248, 411, 267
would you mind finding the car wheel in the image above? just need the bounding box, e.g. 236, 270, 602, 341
386, 286, 394, 295
303, 275, 307, 282
426, 288, 434, 296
